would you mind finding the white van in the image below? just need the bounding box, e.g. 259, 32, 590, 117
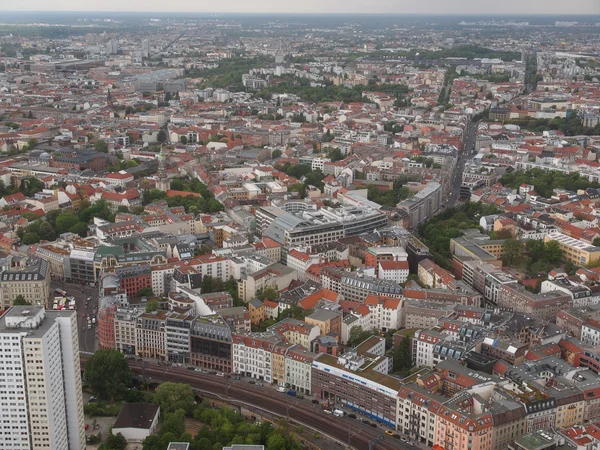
333, 409, 344, 417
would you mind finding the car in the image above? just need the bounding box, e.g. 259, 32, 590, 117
87, 324, 91, 329
248, 380, 256, 384
323, 409, 332, 415
311, 399, 319, 404
348, 413, 356, 419
362, 419, 370, 425
85, 424, 89, 430
401, 438, 408, 443
277, 386, 286, 393
187, 366, 195, 371
194, 368, 203, 372
128, 356, 136, 361
370, 423, 377, 428
296, 394, 304, 400
216, 372, 225, 377
393, 434, 400, 440
409, 443, 415, 447
88, 397, 97, 403
385, 430, 394, 436
81, 313, 86, 318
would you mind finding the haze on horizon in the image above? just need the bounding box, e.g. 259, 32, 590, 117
1, 0, 599, 15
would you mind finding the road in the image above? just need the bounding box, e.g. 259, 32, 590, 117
51, 280, 99, 353
79, 356, 415, 450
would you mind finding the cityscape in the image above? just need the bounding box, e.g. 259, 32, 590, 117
1, 7, 600, 450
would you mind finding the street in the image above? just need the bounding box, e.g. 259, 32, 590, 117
51, 280, 99, 353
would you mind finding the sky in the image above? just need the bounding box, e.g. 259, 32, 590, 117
1, 0, 599, 14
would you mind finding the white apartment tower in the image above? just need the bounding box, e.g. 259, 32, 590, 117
0, 306, 85, 450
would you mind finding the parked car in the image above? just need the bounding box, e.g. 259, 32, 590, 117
248, 380, 256, 384
323, 409, 332, 415
385, 430, 394, 436
187, 366, 195, 371
311, 399, 319, 404
393, 434, 400, 439
370, 423, 377, 428
277, 386, 286, 393
88, 397, 97, 403
401, 438, 408, 443
194, 368, 203, 372
296, 394, 304, 400
348, 413, 356, 419
362, 419, 370, 425
216, 372, 225, 377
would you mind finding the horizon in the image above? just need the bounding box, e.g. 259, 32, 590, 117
1, 0, 599, 15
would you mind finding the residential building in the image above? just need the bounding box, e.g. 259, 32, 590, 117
544, 232, 600, 266
189, 315, 233, 373
0, 259, 51, 308
0, 306, 86, 450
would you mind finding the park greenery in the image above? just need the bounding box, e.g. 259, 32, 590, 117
275, 163, 326, 197
84, 350, 133, 402
418, 202, 501, 269
393, 331, 414, 375
186, 55, 274, 89
497, 116, 600, 136
500, 169, 600, 198
256, 79, 409, 104
143, 177, 223, 213
17, 199, 115, 245
503, 239, 565, 278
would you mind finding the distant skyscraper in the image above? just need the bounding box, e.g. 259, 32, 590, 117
141, 39, 150, 58
106, 39, 119, 55
0, 307, 86, 450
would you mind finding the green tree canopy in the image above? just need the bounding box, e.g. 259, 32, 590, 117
155, 383, 195, 415
13, 295, 28, 306
84, 349, 132, 401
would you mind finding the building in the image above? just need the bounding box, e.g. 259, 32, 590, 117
190, 315, 233, 372
544, 232, 600, 266
498, 284, 572, 323
305, 309, 342, 339
115, 264, 152, 298
339, 272, 403, 302
0, 306, 85, 450
238, 263, 297, 303
398, 182, 443, 229
112, 402, 160, 443
263, 206, 388, 247
0, 259, 51, 308
311, 336, 400, 427
136, 310, 168, 359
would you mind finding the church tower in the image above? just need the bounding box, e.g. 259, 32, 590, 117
156, 147, 170, 192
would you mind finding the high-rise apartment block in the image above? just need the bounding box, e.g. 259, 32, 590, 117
0, 306, 85, 450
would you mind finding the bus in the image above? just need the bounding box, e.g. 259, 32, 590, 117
54, 288, 67, 297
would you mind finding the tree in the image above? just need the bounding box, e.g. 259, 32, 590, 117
201, 275, 214, 294
101, 432, 127, 450
256, 285, 279, 302
393, 332, 413, 373
84, 349, 132, 401
328, 148, 344, 162
94, 140, 109, 153
137, 287, 154, 297
155, 383, 195, 414
22, 232, 40, 245
56, 213, 80, 235
145, 301, 159, 313
69, 222, 89, 237
160, 410, 186, 437
271, 149, 282, 159
13, 295, 28, 306
544, 240, 564, 264
157, 129, 166, 143
347, 326, 373, 347
38, 221, 56, 241
503, 238, 525, 266
179, 135, 188, 145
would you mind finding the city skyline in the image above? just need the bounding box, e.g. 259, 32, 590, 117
1, 0, 599, 14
